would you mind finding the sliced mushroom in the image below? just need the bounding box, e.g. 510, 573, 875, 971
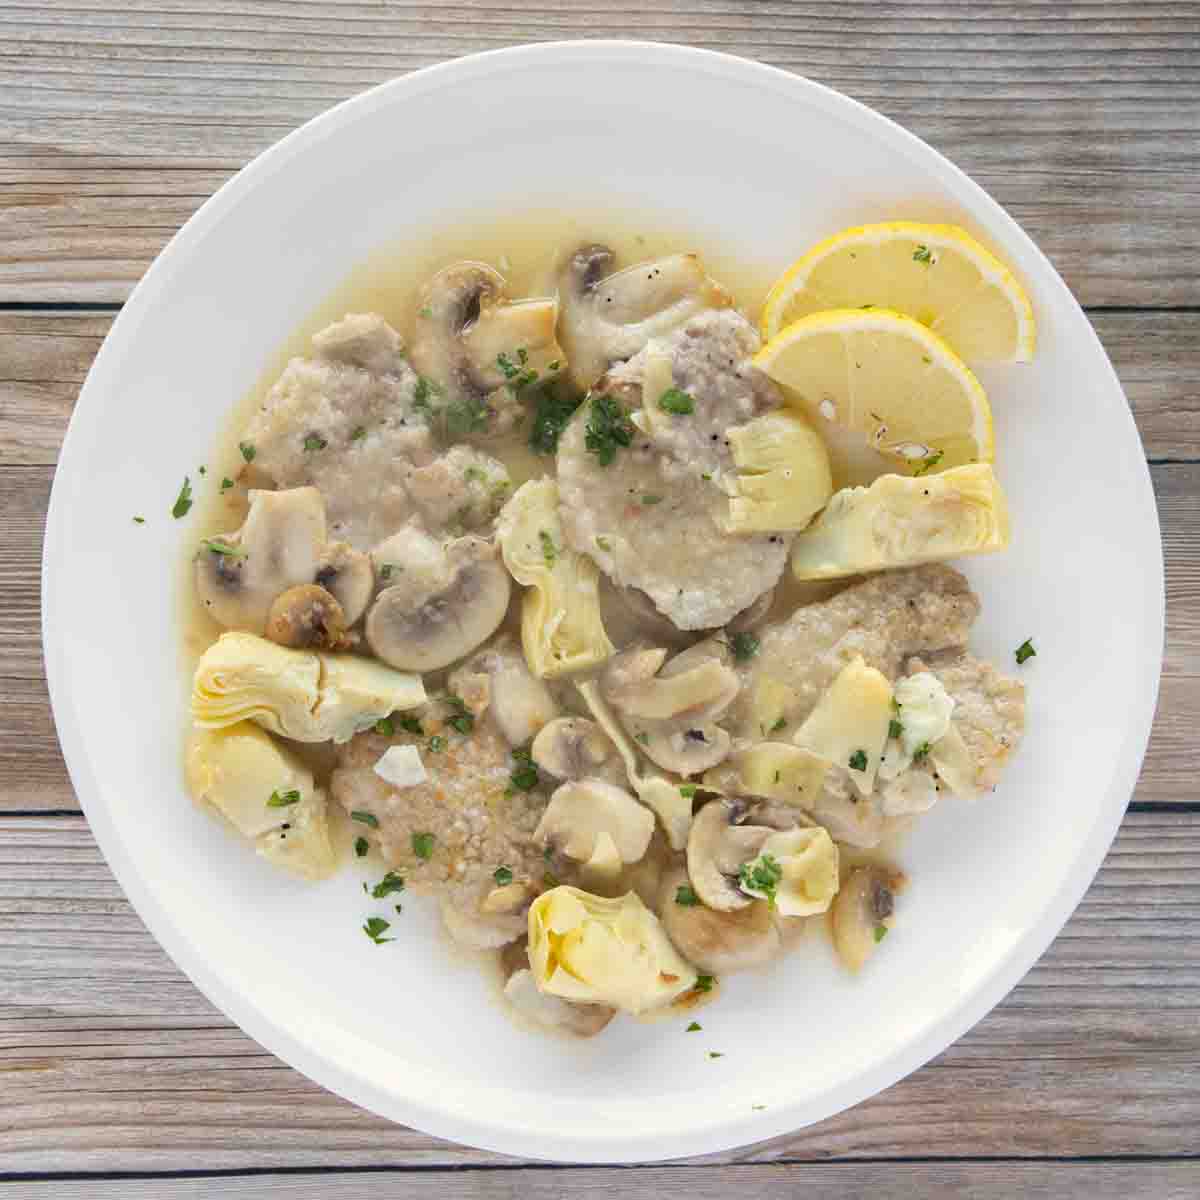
366, 534, 511, 672
264, 583, 347, 650
314, 541, 373, 626
603, 656, 739, 724
686, 799, 774, 912
531, 717, 623, 784
503, 968, 616, 1038
439, 895, 526, 950
831, 865, 907, 972
658, 867, 781, 975
534, 780, 655, 883
557, 245, 730, 390
410, 261, 563, 437
195, 487, 327, 634
639, 724, 731, 777
598, 577, 695, 650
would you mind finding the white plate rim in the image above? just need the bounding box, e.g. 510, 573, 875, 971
42, 39, 1165, 1163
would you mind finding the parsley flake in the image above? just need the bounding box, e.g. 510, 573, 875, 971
694, 974, 715, 993
679, 784, 698, 799
584, 394, 635, 466
658, 387, 695, 415
686, 1021, 702, 1032
708, 1051, 724, 1059
201, 537, 244, 558
769, 715, 787, 734
888, 718, 903, 740
350, 426, 367, 443
494, 865, 514, 886
398, 714, 424, 736
238, 441, 256, 463
539, 529, 558, 566
730, 632, 760, 661
508, 747, 539, 792
371, 870, 406, 899
428, 735, 447, 753
351, 810, 379, 828
528, 383, 584, 455
171, 476, 193, 519
132, 516, 145, 524
363, 916, 394, 944
354, 836, 369, 858
1015, 638, 1037, 665
675, 884, 700, 906
913, 244, 934, 265
418, 305, 432, 318
640, 494, 663, 506
412, 832, 435, 860
302, 432, 327, 452
874, 923, 889, 943
374, 716, 395, 737
912, 742, 931, 763
912, 449, 944, 477
848, 749, 868, 772
738, 853, 783, 906
595, 535, 612, 552
266, 789, 300, 807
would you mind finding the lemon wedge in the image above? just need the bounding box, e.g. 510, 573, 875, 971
761, 221, 1035, 363
753, 307, 993, 474
790, 463, 1010, 581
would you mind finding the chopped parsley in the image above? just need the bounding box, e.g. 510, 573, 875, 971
370, 870, 406, 899
913, 244, 934, 265
539, 529, 558, 566
351, 810, 379, 828
238, 441, 256, 463
640, 494, 663, 506
198, 465, 206, 475
769, 715, 787, 734
708, 1051, 724, 1060
542, 870, 561, 888
686, 1021, 702, 1032
635, 731, 649, 745
412, 832, 435, 860
679, 784, 698, 799
363, 916, 394, 944
528, 383, 584, 455
730, 632, 760, 661
700, 471, 713, 481
412, 374, 441, 410
584, 393, 635, 466
171, 476, 193, 519
912, 741, 931, 763
493, 865, 514, 887
912, 449, 944, 477
374, 716, 395, 737
428, 734, 447, 753
354, 836, 369, 858
398, 714, 424, 736
694, 974, 715, 993
889, 718, 903, 740
418, 305, 432, 318
132, 516, 145, 524
738, 853, 783, 906
350, 426, 367, 443
848, 749, 868, 772
595, 535, 612, 552
302, 432, 327, 452
219, 476, 235, 492
508, 747, 539, 793
658, 387, 695, 415
446, 705, 475, 736
496, 350, 538, 392
200, 537, 244, 558
874, 923, 889, 943
463, 466, 486, 484
1015, 638, 1037, 665
675, 884, 700, 906
266, 789, 300, 807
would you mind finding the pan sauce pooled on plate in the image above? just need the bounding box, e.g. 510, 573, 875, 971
183, 222, 1033, 1037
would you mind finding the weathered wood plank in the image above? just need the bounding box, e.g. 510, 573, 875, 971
4, 1162, 1200, 1199
0, 811, 1195, 1170
3, 310, 1196, 467
5, 459, 1195, 812
1, 1, 1197, 304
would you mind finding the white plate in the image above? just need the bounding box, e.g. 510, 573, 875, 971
43, 42, 1163, 1162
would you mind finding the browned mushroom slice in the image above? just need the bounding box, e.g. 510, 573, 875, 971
264, 584, 348, 650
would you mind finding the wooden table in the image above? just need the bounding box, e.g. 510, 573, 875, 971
2, 3, 1197, 1196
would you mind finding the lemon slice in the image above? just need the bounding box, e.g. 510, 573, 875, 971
753, 307, 993, 474
761, 221, 1035, 363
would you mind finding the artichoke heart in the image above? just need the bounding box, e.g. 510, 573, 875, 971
705, 742, 830, 807
528, 886, 698, 1013
192, 631, 425, 743
185, 721, 335, 879
498, 478, 615, 678
741, 826, 840, 917
794, 656, 892, 796
791, 463, 1009, 581
725, 410, 833, 533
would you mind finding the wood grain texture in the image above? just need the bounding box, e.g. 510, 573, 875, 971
1, 810, 1196, 1170
3, 309, 1197, 467
1, 1, 1198, 304
5, 1163, 1200, 1199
